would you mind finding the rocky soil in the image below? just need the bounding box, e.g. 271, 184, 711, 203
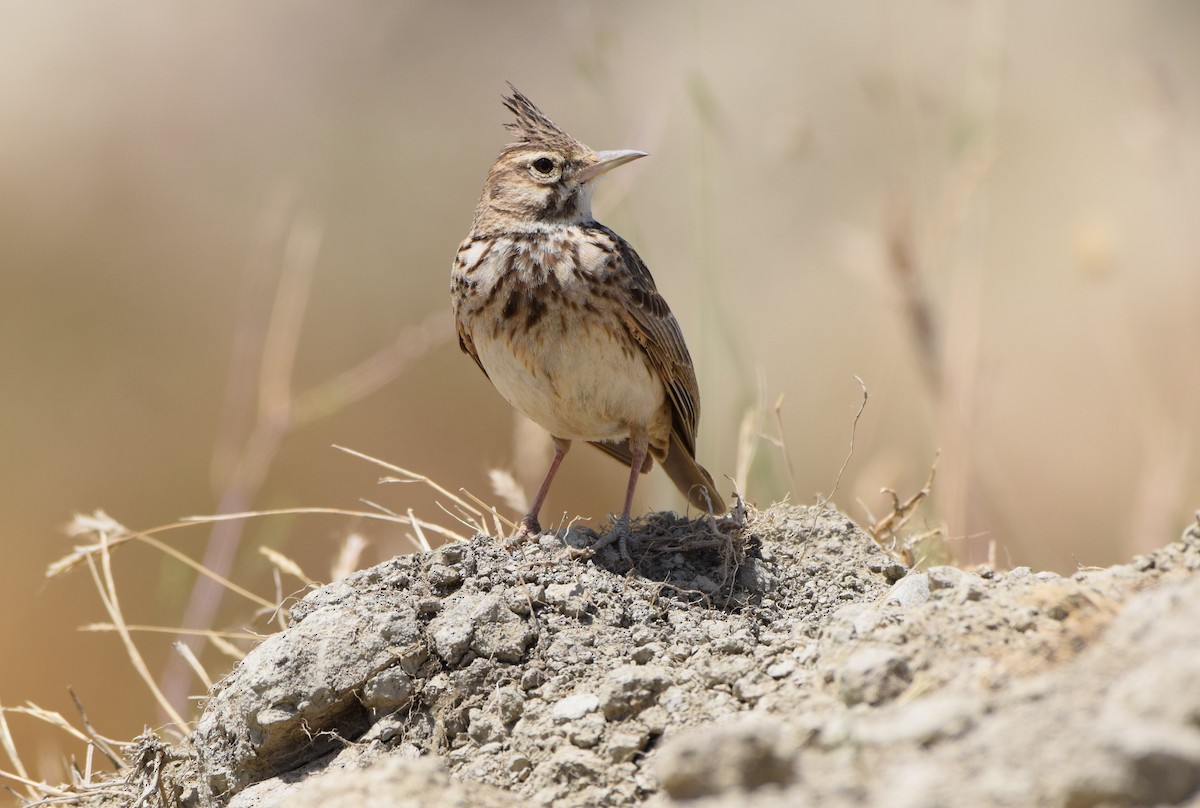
114, 504, 1200, 807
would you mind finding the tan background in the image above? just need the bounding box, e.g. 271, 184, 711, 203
2, 0, 1197, 786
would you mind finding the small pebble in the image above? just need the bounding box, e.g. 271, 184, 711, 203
552, 693, 600, 721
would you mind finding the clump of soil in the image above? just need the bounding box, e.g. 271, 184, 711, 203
116, 505, 1200, 807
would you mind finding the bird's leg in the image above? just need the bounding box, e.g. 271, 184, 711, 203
518, 437, 571, 537
620, 440, 647, 525
593, 432, 648, 565
615, 439, 647, 563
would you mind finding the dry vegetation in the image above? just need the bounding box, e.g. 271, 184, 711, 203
3, 2, 1198, 803
0, 242, 907, 801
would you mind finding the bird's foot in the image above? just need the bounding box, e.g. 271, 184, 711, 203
517, 514, 543, 537
591, 514, 634, 567
501, 514, 544, 549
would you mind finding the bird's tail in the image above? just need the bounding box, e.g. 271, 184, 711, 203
660, 432, 727, 514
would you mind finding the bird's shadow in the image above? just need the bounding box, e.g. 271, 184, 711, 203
557, 510, 754, 610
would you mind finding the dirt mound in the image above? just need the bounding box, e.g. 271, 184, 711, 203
122, 505, 1200, 807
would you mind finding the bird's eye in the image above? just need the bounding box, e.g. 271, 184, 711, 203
531, 157, 555, 174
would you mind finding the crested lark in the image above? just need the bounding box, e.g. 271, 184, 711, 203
451, 87, 725, 542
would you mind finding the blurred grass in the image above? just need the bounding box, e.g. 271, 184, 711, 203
1, 0, 1198, 791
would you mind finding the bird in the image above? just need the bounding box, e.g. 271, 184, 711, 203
451, 86, 725, 547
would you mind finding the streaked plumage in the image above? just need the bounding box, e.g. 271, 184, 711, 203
451, 87, 724, 537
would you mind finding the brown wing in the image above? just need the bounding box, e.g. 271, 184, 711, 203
451, 236, 492, 381
602, 228, 701, 456
455, 316, 490, 380
584, 231, 724, 511
590, 439, 655, 471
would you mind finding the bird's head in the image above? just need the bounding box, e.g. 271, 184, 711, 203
472, 86, 646, 233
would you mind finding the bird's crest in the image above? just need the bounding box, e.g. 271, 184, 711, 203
502, 84, 581, 152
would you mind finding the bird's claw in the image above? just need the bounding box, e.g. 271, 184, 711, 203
517, 515, 543, 537
500, 515, 544, 550
591, 515, 634, 567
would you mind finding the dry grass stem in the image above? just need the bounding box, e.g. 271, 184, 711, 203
868, 453, 940, 546
458, 487, 518, 536
176, 204, 448, 711
359, 498, 403, 519
407, 509, 432, 553
734, 407, 760, 498
259, 546, 314, 586
40, 453, 522, 797
141, 533, 277, 613
825, 375, 869, 507
337, 444, 489, 521
208, 635, 248, 661
338, 446, 511, 539
173, 642, 215, 692
177, 215, 322, 709
734, 373, 766, 499
0, 767, 68, 798
83, 531, 190, 735
906, 527, 951, 569
52, 515, 278, 613
258, 222, 320, 422
50, 511, 131, 578
858, 455, 942, 565
4, 701, 132, 800
331, 533, 369, 581
81, 744, 96, 788
6, 706, 90, 750
338, 445, 482, 512
80, 624, 259, 641
435, 501, 490, 538
772, 393, 799, 497
67, 690, 124, 770
185, 506, 465, 543
0, 696, 34, 800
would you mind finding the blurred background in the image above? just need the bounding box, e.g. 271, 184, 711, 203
2, 0, 1198, 788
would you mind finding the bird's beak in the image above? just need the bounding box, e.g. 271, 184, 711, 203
577, 149, 648, 183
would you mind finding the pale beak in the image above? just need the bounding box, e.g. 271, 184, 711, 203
577, 149, 648, 183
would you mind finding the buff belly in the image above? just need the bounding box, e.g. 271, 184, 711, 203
473, 320, 667, 443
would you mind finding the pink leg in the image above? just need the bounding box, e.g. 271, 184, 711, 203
599, 431, 648, 565
519, 437, 571, 536
620, 441, 647, 522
